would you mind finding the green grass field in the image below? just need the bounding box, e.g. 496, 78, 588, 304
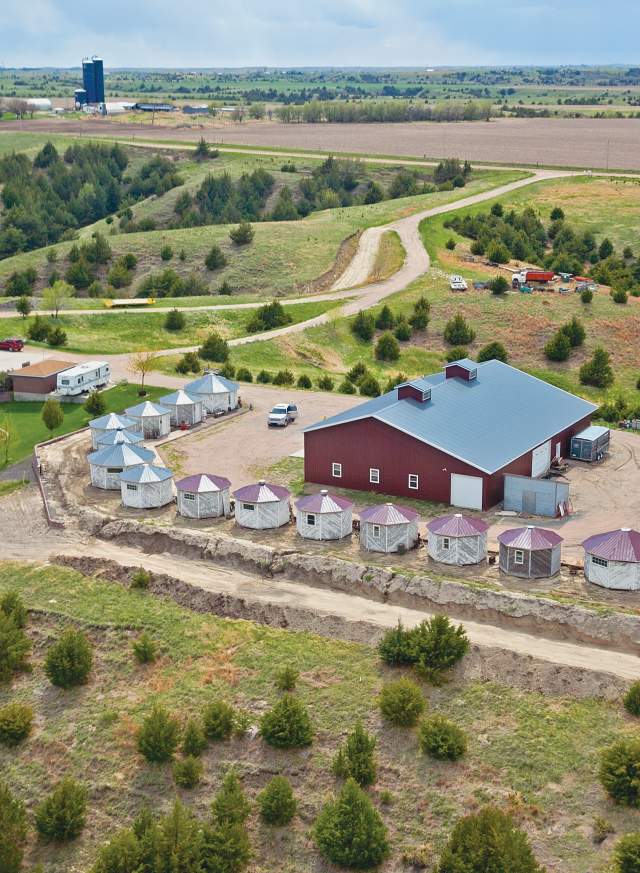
0, 560, 636, 873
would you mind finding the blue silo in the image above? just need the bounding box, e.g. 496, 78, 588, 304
82, 58, 96, 103
92, 57, 105, 104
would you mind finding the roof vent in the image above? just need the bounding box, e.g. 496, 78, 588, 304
454, 513, 462, 518
320, 489, 328, 495
622, 527, 631, 532
258, 479, 266, 486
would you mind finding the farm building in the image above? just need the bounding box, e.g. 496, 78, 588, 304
159, 389, 204, 428
503, 474, 570, 518
89, 412, 142, 449
295, 490, 353, 541
582, 528, 640, 590
88, 443, 155, 490
233, 481, 290, 529
96, 427, 144, 448
120, 464, 174, 509
304, 359, 596, 511
427, 514, 488, 565
359, 503, 420, 553
570, 425, 610, 462
124, 400, 172, 439
10, 359, 74, 401
176, 474, 231, 519
498, 526, 563, 579
185, 372, 239, 414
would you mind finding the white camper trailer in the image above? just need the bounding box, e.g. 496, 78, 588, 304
57, 361, 110, 396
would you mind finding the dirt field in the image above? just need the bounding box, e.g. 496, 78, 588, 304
4, 116, 640, 170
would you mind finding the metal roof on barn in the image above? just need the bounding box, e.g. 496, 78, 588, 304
582, 528, 640, 562
186, 373, 239, 395
497, 526, 563, 550
427, 514, 489, 537
304, 360, 597, 474
233, 481, 290, 503
359, 503, 419, 525
176, 473, 231, 493
295, 490, 353, 513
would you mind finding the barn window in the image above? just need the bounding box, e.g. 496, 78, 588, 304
591, 555, 608, 568
372, 525, 381, 538
443, 537, 450, 550
306, 513, 316, 526
183, 493, 196, 501
126, 484, 138, 491
514, 549, 524, 565
408, 473, 419, 490
369, 468, 380, 484
242, 503, 255, 511
332, 462, 342, 478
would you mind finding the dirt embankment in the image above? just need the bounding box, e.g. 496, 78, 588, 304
77, 511, 640, 656
303, 231, 361, 293
53, 553, 628, 701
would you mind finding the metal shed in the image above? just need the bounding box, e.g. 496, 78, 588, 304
96, 427, 144, 449
88, 443, 155, 490
89, 412, 141, 449
570, 425, 610, 462
498, 526, 563, 579
185, 372, 239, 414
159, 389, 204, 428
427, 514, 489, 565
582, 528, 640, 590
295, 490, 353, 541
503, 475, 570, 517
359, 503, 420, 553
176, 474, 231, 519
124, 400, 172, 439
120, 464, 175, 509
233, 480, 290, 529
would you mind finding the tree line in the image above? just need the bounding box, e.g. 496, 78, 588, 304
275, 98, 494, 123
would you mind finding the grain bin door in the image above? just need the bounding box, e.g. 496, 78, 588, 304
531, 440, 551, 478
450, 474, 483, 510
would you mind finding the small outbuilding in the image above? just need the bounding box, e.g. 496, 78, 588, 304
359, 503, 420, 553
570, 425, 610, 463
427, 514, 489, 565
185, 372, 239, 414
295, 490, 353, 540
88, 443, 155, 490
233, 480, 290, 529
120, 464, 175, 509
124, 400, 172, 439
89, 412, 141, 449
176, 474, 231, 519
582, 528, 640, 590
96, 427, 144, 449
498, 526, 563, 579
159, 389, 204, 428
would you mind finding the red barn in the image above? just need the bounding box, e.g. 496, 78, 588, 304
303, 359, 596, 511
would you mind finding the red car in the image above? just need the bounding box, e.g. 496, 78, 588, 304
0, 337, 24, 352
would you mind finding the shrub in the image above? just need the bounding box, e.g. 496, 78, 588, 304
379, 677, 425, 727
581, 287, 594, 303
258, 776, 297, 826
229, 222, 254, 245
106, 262, 132, 288
394, 317, 412, 341
87, 280, 104, 298
84, 390, 107, 417
44, 627, 92, 689
160, 245, 173, 261
273, 369, 294, 386
418, 715, 467, 760
41, 397, 64, 434
205, 244, 227, 271
600, 738, 640, 805
296, 374, 312, 389
203, 700, 236, 741
176, 352, 201, 375
446, 346, 469, 363
256, 370, 272, 383
411, 615, 470, 683
550, 206, 565, 221
27, 315, 50, 342
275, 666, 299, 692
217, 279, 233, 295
351, 310, 375, 342
35, 777, 88, 842
0, 702, 34, 746
437, 805, 544, 873
378, 620, 414, 665
0, 612, 30, 683
235, 367, 252, 382
260, 694, 313, 749
615, 833, 640, 873
559, 316, 586, 347
346, 362, 368, 384
409, 296, 430, 330
173, 756, 203, 789
580, 347, 614, 389
359, 375, 382, 397
613, 288, 629, 304
444, 313, 475, 345
477, 341, 508, 363
0, 591, 27, 629
199, 330, 229, 362
164, 308, 186, 331
219, 362, 236, 379
332, 721, 377, 786
489, 275, 509, 295
375, 305, 396, 330
486, 241, 511, 264
132, 632, 157, 664
130, 567, 151, 589
137, 704, 180, 763
375, 332, 400, 362
212, 770, 251, 825
181, 719, 208, 757
592, 815, 615, 845
544, 330, 571, 362
0, 781, 27, 873
47, 326, 67, 347
624, 682, 640, 717
179, 248, 187, 261
315, 778, 389, 869
317, 375, 334, 391
445, 238, 456, 250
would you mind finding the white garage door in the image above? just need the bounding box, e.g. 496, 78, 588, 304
531, 440, 551, 477
450, 474, 483, 510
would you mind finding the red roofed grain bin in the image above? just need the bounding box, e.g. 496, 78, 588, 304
427, 514, 489, 565
359, 503, 420, 553
498, 526, 563, 579
295, 490, 353, 540
233, 481, 291, 529
582, 528, 640, 590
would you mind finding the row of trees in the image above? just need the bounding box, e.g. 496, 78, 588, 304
275, 98, 493, 124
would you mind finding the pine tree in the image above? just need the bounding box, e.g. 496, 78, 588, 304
205, 244, 227, 271
379, 678, 426, 727
0, 781, 27, 873
212, 771, 251, 826
44, 627, 93, 688
203, 699, 236, 741
333, 721, 377, 787
257, 776, 297, 826
137, 704, 180, 763
260, 695, 314, 749
351, 310, 375, 342
409, 296, 430, 330
0, 591, 27, 629
0, 612, 30, 683
580, 346, 614, 389
315, 778, 389, 869
375, 305, 396, 330
41, 398, 64, 434
182, 718, 208, 757
35, 777, 88, 842
84, 391, 107, 417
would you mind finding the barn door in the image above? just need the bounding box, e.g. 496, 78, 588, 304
531, 440, 551, 477
450, 474, 483, 510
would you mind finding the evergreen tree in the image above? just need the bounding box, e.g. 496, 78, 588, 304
15, 295, 31, 318
409, 296, 430, 330
270, 187, 299, 221
137, 704, 180, 763
0, 702, 34, 746
410, 615, 470, 683
600, 738, 640, 806
0, 591, 27, 628
379, 678, 426, 727
164, 308, 186, 332
332, 721, 377, 786
0, 781, 27, 873
444, 313, 475, 345
489, 275, 509, 295
203, 699, 236, 741
615, 833, 640, 873
182, 718, 208, 757
351, 311, 375, 342
173, 756, 203, 789
84, 391, 107, 417
477, 341, 508, 363
559, 316, 586, 347
229, 223, 255, 245
580, 346, 614, 388
195, 137, 210, 160
205, 244, 227, 270
260, 694, 314, 749
624, 681, 640, 717
257, 776, 297, 826
0, 612, 30, 683
35, 777, 88, 842
544, 330, 571, 362
375, 305, 396, 331
199, 331, 229, 362
378, 620, 414, 665
44, 627, 93, 688
359, 375, 381, 397
418, 715, 467, 761
41, 398, 64, 434
375, 332, 400, 362
211, 771, 251, 826
132, 632, 157, 665
155, 800, 204, 872
315, 778, 389, 869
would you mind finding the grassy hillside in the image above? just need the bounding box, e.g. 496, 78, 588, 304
1, 560, 636, 872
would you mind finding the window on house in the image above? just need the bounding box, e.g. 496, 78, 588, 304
183, 493, 196, 501
369, 468, 380, 484
592, 555, 608, 568
306, 513, 316, 526
443, 537, 450, 550
408, 473, 419, 490
107, 467, 122, 474
514, 549, 524, 565
372, 525, 381, 538
126, 484, 137, 491
332, 462, 342, 478
242, 503, 255, 511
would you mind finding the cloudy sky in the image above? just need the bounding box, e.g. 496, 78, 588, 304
0, 0, 636, 67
